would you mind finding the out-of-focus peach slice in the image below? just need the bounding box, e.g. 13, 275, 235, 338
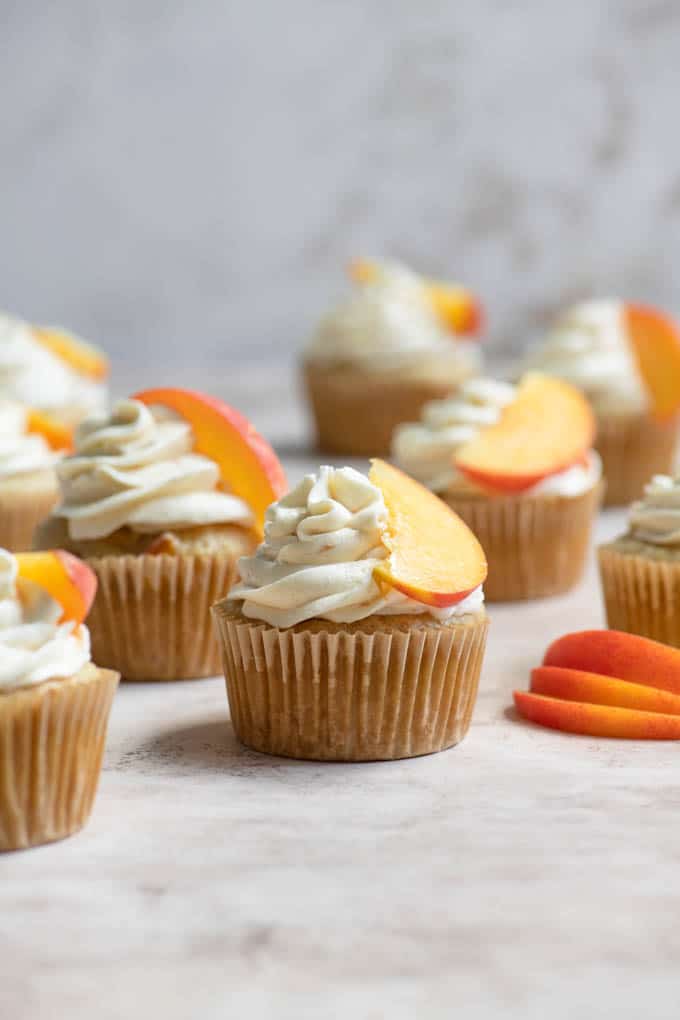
26, 409, 73, 452
16, 550, 97, 624
625, 303, 680, 421
33, 327, 109, 381
514, 690, 680, 739
543, 629, 680, 696
531, 665, 680, 715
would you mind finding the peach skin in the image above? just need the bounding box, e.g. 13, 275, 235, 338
369, 458, 487, 607
514, 690, 680, 739
33, 327, 109, 381
625, 304, 680, 421
455, 373, 596, 493
134, 388, 287, 537
530, 665, 680, 716
16, 550, 97, 624
543, 630, 680, 696
26, 409, 73, 452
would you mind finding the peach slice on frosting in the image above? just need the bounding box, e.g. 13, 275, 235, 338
16, 551, 97, 624
348, 258, 483, 336
134, 388, 287, 536
33, 327, 110, 381
26, 409, 74, 452
513, 690, 680, 740
543, 629, 680, 697
454, 373, 596, 494
369, 458, 487, 607
624, 303, 680, 421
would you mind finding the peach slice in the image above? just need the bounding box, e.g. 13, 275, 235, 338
33, 327, 110, 381
531, 665, 680, 716
513, 690, 680, 739
454, 373, 596, 493
26, 409, 74, 452
348, 258, 483, 336
543, 629, 680, 696
134, 388, 287, 536
16, 551, 97, 624
625, 304, 680, 421
369, 458, 487, 607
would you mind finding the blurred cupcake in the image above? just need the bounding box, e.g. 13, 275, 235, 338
521, 300, 680, 506
393, 374, 603, 602
35, 388, 286, 680
0, 547, 118, 851
0, 400, 72, 551
0, 311, 109, 427
599, 474, 680, 647
213, 459, 488, 761
303, 259, 483, 455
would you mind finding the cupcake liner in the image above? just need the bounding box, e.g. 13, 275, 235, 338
212, 600, 489, 761
595, 413, 678, 507
446, 482, 604, 602
599, 545, 680, 647
0, 482, 58, 552
303, 360, 472, 456
0, 664, 119, 852
87, 552, 240, 680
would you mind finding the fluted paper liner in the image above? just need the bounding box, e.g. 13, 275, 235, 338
0, 664, 119, 851
212, 601, 489, 761
303, 360, 472, 456
595, 413, 678, 507
87, 552, 240, 680
0, 485, 58, 552
599, 545, 680, 648
445, 483, 603, 602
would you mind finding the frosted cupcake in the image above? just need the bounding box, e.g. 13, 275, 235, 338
521, 300, 680, 505
213, 459, 488, 761
0, 311, 109, 427
0, 547, 118, 851
35, 388, 286, 680
599, 475, 680, 647
393, 374, 603, 601
303, 259, 482, 455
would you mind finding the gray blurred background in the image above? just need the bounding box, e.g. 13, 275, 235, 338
2, 0, 679, 399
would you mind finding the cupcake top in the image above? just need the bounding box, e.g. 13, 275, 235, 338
0, 401, 58, 479
0, 312, 108, 420
393, 376, 601, 497
53, 399, 255, 541
306, 261, 481, 377
0, 549, 90, 691
628, 475, 680, 546
521, 301, 646, 416
230, 464, 484, 627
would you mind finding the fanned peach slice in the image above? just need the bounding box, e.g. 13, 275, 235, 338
531, 666, 680, 716
454, 373, 595, 493
543, 629, 680, 696
348, 258, 483, 336
33, 327, 109, 381
16, 551, 97, 624
134, 388, 287, 536
26, 409, 73, 452
369, 458, 487, 607
514, 690, 680, 740
625, 304, 680, 421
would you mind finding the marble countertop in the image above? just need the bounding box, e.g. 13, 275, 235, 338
3, 375, 680, 1020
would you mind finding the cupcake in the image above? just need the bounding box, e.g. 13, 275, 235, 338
0, 400, 72, 550
213, 459, 489, 761
0, 311, 109, 427
303, 259, 482, 456
599, 474, 680, 647
392, 374, 603, 602
521, 300, 680, 506
35, 388, 287, 681
0, 547, 118, 851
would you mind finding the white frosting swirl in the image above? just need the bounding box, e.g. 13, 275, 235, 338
230, 465, 484, 628
393, 378, 601, 497
55, 399, 253, 540
521, 300, 646, 415
628, 475, 680, 546
0, 401, 57, 478
0, 312, 107, 418
0, 550, 90, 691
307, 262, 481, 377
